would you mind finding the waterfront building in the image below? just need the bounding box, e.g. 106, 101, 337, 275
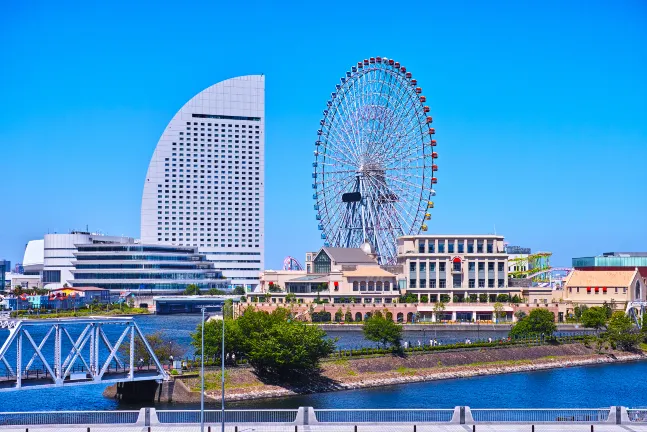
3, 272, 41, 290
561, 269, 646, 314
252, 245, 403, 304
42, 232, 133, 287
397, 235, 511, 298
49, 286, 111, 303
141, 75, 265, 291
573, 252, 647, 283
70, 243, 228, 294
22, 239, 44, 276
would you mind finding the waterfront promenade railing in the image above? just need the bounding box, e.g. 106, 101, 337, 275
313, 408, 454, 423
2, 407, 647, 427
157, 409, 299, 424
470, 408, 610, 423
0, 410, 140, 426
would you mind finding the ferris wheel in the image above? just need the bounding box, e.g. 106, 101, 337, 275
313, 57, 438, 265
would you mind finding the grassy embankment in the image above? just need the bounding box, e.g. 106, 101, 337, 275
180, 342, 646, 402
11, 306, 150, 319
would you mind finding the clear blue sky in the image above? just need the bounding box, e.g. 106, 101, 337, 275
1, 0, 645, 269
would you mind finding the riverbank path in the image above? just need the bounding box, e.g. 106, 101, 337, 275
1, 425, 647, 431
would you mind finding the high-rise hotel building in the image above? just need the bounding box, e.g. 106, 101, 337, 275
141, 75, 264, 290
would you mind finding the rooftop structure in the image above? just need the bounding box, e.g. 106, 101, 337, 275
573, 252, 647, 282
141, 75, 265, 291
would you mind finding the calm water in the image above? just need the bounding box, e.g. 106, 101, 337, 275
0, 314, 633, 412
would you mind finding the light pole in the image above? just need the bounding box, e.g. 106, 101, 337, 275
200, 306, 205, 432
198, 304, 226, 432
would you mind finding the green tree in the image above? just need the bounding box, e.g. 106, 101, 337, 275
268, 283, 282, 293
478, 293, 488, 303
420, 295, 429, 303
184, 284, 201, 295
605, 311, 641, 351
493, 302, 505, 323
233, 286, 246, 295
285, 293, 296, 303
433, 301, 446, 321
132, 330, 184, 363
514, 310, 527, 320
334, 308, 343, 322
509, 308, 557, 338
192, 318, 245, 363
362, 313, 403, 348
344, 308, 353, 322
247, 320, 334, 376
223, 299, 234, 320
574, 304, 588, 320
581, 307, 608, 331
496, 294, 510, 303
208, 288, 226, 295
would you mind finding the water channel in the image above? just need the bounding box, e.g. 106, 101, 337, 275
0, 314, 642, 412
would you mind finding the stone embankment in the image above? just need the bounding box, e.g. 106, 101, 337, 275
106, 343, 644, 403
194, 344, 645, 402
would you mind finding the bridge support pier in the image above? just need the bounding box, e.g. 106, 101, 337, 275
115, 380, 160, 403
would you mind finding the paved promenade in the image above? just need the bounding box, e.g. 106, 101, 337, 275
2, 425, 647, 431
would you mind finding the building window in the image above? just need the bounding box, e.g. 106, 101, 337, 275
439, 263, 446, 272
448, 243, 454, 253
498, 262, 504, 272
469, 279, 475, 288
384, 281, 390, 291
488, 279, 495, 288
368, 281, 375, 291
453, 275, 461, 288
360, 281, 366, 291
478, 279, 485, 288
487, 242, 493, 253
353, 281, 358, 291
430, 280, 436, 288
428, 243, 435, 253
477, 242, 483, 253
453, 261, 461, 272
418, 241, 425, 253
43, 270, 61, 283
420, 262, 426, 273
458, 243, 464, 253
488, 262, 494, 271
409, 279, 417, 288
498, 279, 504, 288
409, 262, 416, 272
313, 251, 331, 274
438, 243, 445, 253
468, 262, 475, 271
468, 244, 474, 253
419, 279, 426, 288
430, 262, 436, 272
439, 280, 446, 288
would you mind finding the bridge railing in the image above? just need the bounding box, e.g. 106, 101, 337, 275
0, 410, 140, 426
313, 408, 454, 423
470, 408, 610, 423
156, 409, 299, 424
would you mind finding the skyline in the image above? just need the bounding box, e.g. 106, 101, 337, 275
1, 0, 646, 269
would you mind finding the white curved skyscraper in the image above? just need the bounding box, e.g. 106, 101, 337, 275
141, 75, 264, 290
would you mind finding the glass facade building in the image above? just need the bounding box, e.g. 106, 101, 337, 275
70, 244, 228, 293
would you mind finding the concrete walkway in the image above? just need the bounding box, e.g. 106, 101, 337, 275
2, 425, 647, 432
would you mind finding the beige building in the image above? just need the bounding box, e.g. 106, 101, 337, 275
397, 235, 523, 301
251, 246, 403, 305
561, 269, 646, 314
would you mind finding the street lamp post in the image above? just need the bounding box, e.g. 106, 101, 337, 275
200, 306, 205, 432
198, 304, 226, 432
